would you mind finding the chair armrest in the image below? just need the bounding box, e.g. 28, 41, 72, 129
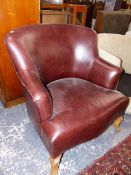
98, 47, 121, 67
88, 57, 123, 89
18, 70, 52, 122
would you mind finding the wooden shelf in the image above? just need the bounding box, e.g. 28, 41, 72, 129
40, 3, 64, 10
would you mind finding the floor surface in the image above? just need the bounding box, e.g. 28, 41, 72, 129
0, 102, 131, 175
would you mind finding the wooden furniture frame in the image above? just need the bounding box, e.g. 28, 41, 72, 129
40, 3, 87, 25
40, 10, 70, 24
40, 3, 64, 9
64, 4, 87, 25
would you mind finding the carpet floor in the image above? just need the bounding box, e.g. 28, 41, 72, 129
79, 135, 131, 175
0, 102, 131, 175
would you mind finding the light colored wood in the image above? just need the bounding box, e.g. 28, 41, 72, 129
50, 155, 62, 175
40, 10, 70, 15
3, 97, 25, 108
0, 0, 40, 107
40, 3, 87, 26
114, 116, 123, 132
41, 10, 70, 24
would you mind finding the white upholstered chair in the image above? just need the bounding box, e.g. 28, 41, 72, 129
98, 33, 131, 114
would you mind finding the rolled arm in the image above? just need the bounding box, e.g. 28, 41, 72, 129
88, 57, 123, 89
18, 70, 52, 122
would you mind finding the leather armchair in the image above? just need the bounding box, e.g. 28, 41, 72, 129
5, 24, 129, 175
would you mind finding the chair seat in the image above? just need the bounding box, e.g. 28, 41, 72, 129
41, 78, 129, 158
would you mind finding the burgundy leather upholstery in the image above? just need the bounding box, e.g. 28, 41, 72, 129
5, 24, 129, 158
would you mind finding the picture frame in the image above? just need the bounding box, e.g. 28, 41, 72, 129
104, 0, 116, 11
104, 0, 122, 11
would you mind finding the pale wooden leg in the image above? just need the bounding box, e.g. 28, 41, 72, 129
50, 155, 62, 175
114, 116, 123, 132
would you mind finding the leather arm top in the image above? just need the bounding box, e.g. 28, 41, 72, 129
18, 70, 52, 121
88, 57, 123, 89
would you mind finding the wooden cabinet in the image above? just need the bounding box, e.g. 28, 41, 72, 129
0, 0, 40, 107
40, 3, 87, 26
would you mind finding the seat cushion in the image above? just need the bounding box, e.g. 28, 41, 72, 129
41, 78, 129, 158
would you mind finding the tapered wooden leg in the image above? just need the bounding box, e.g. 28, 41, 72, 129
114, 116, 123, 132
50, 155, 62, 175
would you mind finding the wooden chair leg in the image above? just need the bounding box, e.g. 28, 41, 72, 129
114, 116, 123, 132
50, 155, 62, 175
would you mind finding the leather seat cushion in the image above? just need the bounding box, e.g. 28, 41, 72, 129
41, 78, 129, 157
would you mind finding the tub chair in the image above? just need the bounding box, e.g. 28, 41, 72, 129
5, 24, 129, 175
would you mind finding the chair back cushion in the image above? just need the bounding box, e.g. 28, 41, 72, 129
5, 24, 98, 84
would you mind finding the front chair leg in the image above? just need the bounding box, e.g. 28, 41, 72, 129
50, 155, 62, 175
114, 116, 123, 132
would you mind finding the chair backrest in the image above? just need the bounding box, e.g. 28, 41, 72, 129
5, 24, 98, 84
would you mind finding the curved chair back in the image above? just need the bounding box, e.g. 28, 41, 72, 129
5, 24, 98, 84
